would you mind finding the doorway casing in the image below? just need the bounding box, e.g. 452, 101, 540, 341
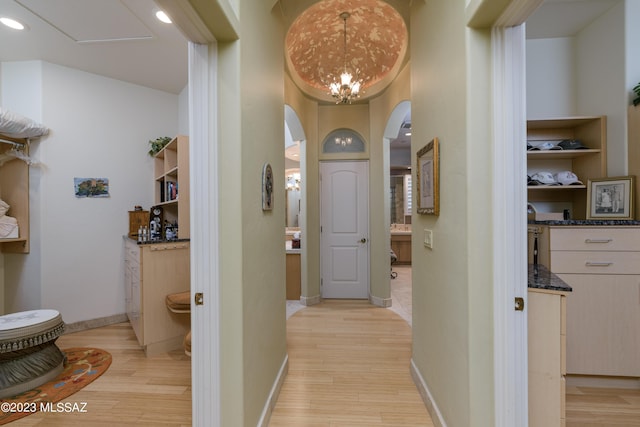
177, 0, 543, 425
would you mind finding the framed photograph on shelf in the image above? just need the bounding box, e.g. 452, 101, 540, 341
587, 176, 635, 220
416, 138, 439, 215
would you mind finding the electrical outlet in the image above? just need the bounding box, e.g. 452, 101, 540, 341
424, 229, 433, 249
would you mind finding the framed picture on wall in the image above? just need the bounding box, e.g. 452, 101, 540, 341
587, 176, 635, 220
262, 162, 274, 211
416, 138, 439, 215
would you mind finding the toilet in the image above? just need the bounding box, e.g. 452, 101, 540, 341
0, 309, 66, 398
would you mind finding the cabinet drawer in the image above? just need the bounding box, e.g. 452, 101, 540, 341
148, 242, 189, 252
124, 239, 140, 263
551, 251, 640, 274
550, 228, 640, 251
561, 273, 640, 376
128, 247, 140, 264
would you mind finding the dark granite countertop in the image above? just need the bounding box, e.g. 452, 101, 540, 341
124, 236, 190, 245
137, 238, 190, 245
529, 219, 640, 226
528, 264, 572, 292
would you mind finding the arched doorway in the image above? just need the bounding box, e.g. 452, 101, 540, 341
384, 100, 412, 323
284, 105, 307, 315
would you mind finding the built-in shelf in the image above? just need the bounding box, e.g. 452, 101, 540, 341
527, 116, 607, 220
153, 135, 190, 239
0, 134, 30, 253
528, 185, 587, 190
526, 149, 601, 160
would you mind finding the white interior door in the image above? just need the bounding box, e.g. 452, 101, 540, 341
320, 161, 369, 299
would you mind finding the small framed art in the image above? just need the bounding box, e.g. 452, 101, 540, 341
416, 138, 439, 215
587, 176, 635, 220
262, 163, 274, 211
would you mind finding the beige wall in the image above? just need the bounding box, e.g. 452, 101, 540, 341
284, 74, 320, 301
410, 0, 495, 425
369, 63, 411, 302
285, 62, 411, 306
318, 104, 370, 158
217, 2, 288, 425
203, 0, 499, 424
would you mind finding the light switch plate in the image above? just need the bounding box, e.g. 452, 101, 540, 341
424, 229, 433, 249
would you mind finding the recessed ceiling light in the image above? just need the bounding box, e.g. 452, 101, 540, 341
155, 10, 172, 24
405, 132, 412, 136
0, 17, 26, 30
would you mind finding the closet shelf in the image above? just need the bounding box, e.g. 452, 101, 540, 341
528, 185, 587, 190
527, 149, 600, 160
527, 116, 606, 220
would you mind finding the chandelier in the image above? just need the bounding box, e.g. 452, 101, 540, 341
327, 12, 363, 104
286, 173, 301, 191
335, 136, 352, 146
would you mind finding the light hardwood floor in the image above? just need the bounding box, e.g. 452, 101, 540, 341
10, 322, 192, 426
270, 300, 434, 426
10, 279, 640, 426
393, 266, 640, 427
566, 386, 640, 426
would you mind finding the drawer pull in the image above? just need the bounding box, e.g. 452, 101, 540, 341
585, 238, 613, 244
585, 261, 613, 267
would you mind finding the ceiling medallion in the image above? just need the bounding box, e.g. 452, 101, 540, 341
327, 12, 364, 104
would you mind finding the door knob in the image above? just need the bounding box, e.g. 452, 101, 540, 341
360, 238, 367, 244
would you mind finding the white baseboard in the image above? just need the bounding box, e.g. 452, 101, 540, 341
63, 313, 128, 334
144, 335, 185, 357
566, 374, 640, 389
369, 294, 392, 307
257, 354, 289, 427
410, 358, 447, 427
300, 294, 320, 306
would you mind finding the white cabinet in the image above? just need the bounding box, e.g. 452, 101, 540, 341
628, 105, 640, 218
124, 237, 142, 340
528, 288, 567, 427
549, 226, 640, 377
558, 273, 640, 376
124, 237, 190, 356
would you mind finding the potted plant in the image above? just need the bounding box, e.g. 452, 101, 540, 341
148, 137, 172, 156
634, 82, 640, 106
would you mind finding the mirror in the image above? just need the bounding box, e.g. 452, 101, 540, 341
389, 110, 411, 226
390, 172, 411, 225
286, 170, 301, 227
285, 119, 301, 229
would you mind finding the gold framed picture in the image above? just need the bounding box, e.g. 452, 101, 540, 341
416, 138, 439, 215
586, 176, 635, 220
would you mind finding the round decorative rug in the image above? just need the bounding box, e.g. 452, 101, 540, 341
0, 347, 112, 425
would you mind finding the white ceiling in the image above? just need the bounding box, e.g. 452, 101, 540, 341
526, 0, 621, 39
0, 0, 188, 94
0, 0, 620, 168
0, 0, 620, 111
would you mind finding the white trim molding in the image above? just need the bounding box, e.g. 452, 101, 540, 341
63, 313, 128, 334
189, 41, 222, 427
369, 294, 392, 307
491, 24, 529, 427
257, 355, 289, 427
410, 359, 447, 427
300, 294, 321, 306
